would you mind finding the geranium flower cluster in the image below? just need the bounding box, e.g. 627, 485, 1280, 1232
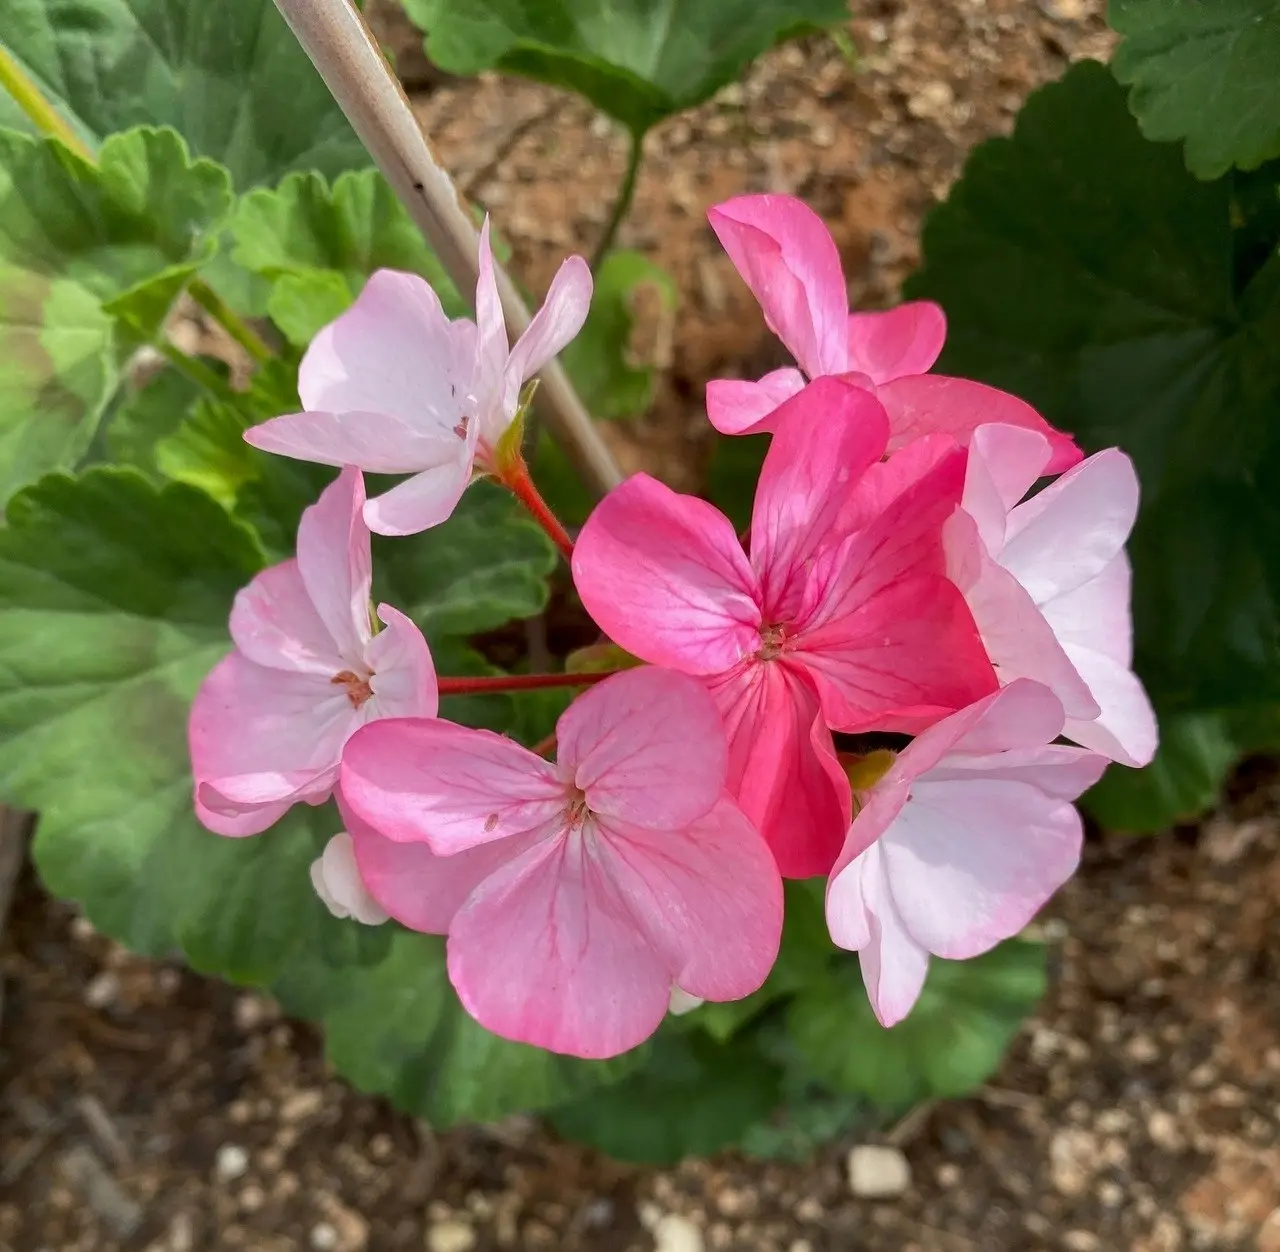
190, 195, 1157, 1059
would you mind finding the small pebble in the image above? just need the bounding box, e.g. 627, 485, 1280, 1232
215, 1144, 250, 1184
654, 1213, 705, 1252
847, 1145, 911, 1198
426, 1218, 477, 1252
84, 970, 121, 1010
310, 1223, 339, 1251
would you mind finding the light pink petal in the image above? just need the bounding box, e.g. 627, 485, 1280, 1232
573, 474, 762, 675
708, 660, 851, 879
882, 773, 1084, 960
448, 835, 673, 1058
850, 841, 932, 1027
1042, 552, 1134, 665
228, 559, 345, 675
362, 455, 473, 537
878, 374, 1081, 472
961, 423, 1055, 555
1058, 647, 1158, 767
708, 195, 848, 377
294, 466, 372, 662
932, 745, 1109, 801
196, 774, 324, 838
594, 799, 783, 1001
310, 831, 389, 924
298, 268, 465, 430
501, 255, 593, 420
846, 301, 947, 384
1000, 449, 1139, 603
339, 718, 564, 853
750, 378, 889, 619
190, 653, 358, 836
342, 795, 535, 934
364, 604, 439, 720
902, 679, 1067, 769
704, 368, 806, 435
824, 835, 874, 950
946, 511, 1100, 721
244, 408, 462, 474
555, 667, 725, 830
473, 216, 509, 434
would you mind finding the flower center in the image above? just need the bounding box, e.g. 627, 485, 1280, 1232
757, 622, 789, 661
331, 669, 375, 708
565, 786, 590, 830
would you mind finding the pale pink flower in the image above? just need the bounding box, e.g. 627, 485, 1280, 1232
189, 466, 437, 836
706, 194, 1079, 471
827, 680, 1107, 1026
572, 378, 998, 879
945, 424, 1157, 767
339, 667, 783, 1059
310, 831, 389, 924
244, 220, 591, 535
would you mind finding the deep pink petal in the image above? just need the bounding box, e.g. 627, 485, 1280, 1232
310, 830, 389, 924
750, 378, 888, 619
362, 455, 473, 536
708, 660, 851, 878
244, 408, 462, 475
555, 667, 725, 830
594, 799, 783, 1001
846, 301, 946, 384
294, 466, 372, 662
228, 558, 344, 675
342, 794, 534, 934
364, 604, 438, 720
339, 718, 564, 852
298, 268, 465, 431
708, 195, 848, 377
573, 474, 762, 675
501, 255, 592, 420
447, 835, 673, 1058
836, 432, 958, 537
877, 374, 1081, 471
1000, 449, 1139, 603
704, 368, 806, 435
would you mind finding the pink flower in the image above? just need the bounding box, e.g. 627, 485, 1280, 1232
189, 466, 437, 836
705, 194, 1079, 471
338, 667, 783, 1060
826, 680, 1106, 1026
572, 378, 998, 878
310, 831, 389, 924
945, 424, 1158, 767
244, 220, 592, 535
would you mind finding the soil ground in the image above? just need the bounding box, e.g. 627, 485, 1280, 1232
4, 2, 1279, 1250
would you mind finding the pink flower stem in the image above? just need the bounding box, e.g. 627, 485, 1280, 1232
437, 671, 616, 695
500, 459, 576, 562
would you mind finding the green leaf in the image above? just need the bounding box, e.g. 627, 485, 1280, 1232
0, 468, 263, 952
790, 940, 1047, 1106
229, 168, 465, 344
562, 250, 676, 419
707, 432, 768, 533
0, 0, 363, 188
904, 61, 1280, 712
0, 126, 232, 502
403, 0, 848, 136
1110, 0, 1280, 180
548, 1028, 781, 1163
101, 366, 205, 472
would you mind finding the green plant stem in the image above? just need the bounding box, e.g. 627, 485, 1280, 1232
150, 339, 238, 403
591, 130, 643, 271
188, 279, 273, 364
0, 45, 94, 162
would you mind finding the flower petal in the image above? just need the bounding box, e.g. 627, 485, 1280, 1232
1041, 552, 1134, 665
708, 195, 848, 377
704, 368, 806, 435
244, 407, 462, 474
708, 660, 851, 878
473, 216, 509, 434
298, 268, 465, 431
362, 455, 473, 536
750, 378, 888, 619
594, 798, 783, 1001
365, 603, 439, 719
294, 466, 372, 662
846, 301, 946, 384
501, 255, 592, 420
447, 835, 673, 1058
339, 717, 564, 852
1059, 645, 1159, 767
228, 558, 345, 675
310, 830, 389, 924
877, 374, 1081, 472
573, 473, 762, 675
961, 423, 1055, 555
556, 667, 726, 830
